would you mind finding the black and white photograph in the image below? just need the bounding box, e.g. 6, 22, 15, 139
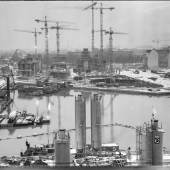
0, 1, 170, 169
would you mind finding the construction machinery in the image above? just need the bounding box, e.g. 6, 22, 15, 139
94, 3, 115, 63
35, 16, 76, 71
14, 29, 42, 56
49, 23, 78, 55
105, 27, 127, 72
83, 1, 98, 57
35, 16, 50, 72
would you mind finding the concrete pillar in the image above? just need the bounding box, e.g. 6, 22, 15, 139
91, 94, 102, 150
54, 129, 70, 166
75, 95, 86, 152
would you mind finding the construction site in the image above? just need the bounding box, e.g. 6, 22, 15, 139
0, 1, 170, 169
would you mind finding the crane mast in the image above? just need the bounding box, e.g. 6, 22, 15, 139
50, 23, 78, 56
100, 3, 104, 61
35, 16, 49, 72
45, 16, 49, 69
34, 28, 42, 56
84, 1, 97, 57
105, 28, 127, 71
14, 28, 41, 56
91, 1, 95, 56
56, 23, 60, 55
94, 3, 115, 69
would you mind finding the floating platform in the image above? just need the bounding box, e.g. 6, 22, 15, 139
0, 110, 50, 129
0, 119, 50, 129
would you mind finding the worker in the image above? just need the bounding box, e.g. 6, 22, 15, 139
127, 146, 131, 160
26, 140, 30, 149
20, 152, 23, 157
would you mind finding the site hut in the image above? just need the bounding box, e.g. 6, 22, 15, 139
146, 49, 159, 72
140, 117, 164, 165
75, 94, 86, 155
54, 129, 70, 166
91, 93, 102, 150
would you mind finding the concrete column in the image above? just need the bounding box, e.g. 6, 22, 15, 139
91, 94, 102, 150
75, 95, 86, 153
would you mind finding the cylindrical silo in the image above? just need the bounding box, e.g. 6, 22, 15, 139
151, 119, 164, 165
54, 129, 70, 166
75, 94, 86, 153
91, 94, 102, 150
142, 128, 152, 164
141, 118, 164, 165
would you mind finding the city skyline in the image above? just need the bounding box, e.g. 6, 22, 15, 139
1, 1, 170, 52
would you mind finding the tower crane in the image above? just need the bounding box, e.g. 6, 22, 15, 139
105, 27, 127, 72
94, 3, 115, 66
83, 1, 97, 57
14, 28, 42, 76
35, 16, 75, 70
14, 28, 42, 56
49, 23, 78, 56
35, 16, 50, 72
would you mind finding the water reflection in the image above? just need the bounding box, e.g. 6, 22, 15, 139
0, 89, 169, 156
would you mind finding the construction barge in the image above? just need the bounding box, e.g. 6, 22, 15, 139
17, 81, 72, 97
0, 110, 50, 129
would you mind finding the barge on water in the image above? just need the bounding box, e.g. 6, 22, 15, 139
19, 141, 127, 167
0, 110, 50, 129
17, 81, 71, 97
20, 141, 54, 157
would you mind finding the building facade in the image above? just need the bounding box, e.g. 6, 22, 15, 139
18, 54, 42, 77
146, 47, 170, 70
77, 48, 91, 72
146, 49, 159, 71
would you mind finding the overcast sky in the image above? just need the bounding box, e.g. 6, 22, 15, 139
1, 1, 170, 52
